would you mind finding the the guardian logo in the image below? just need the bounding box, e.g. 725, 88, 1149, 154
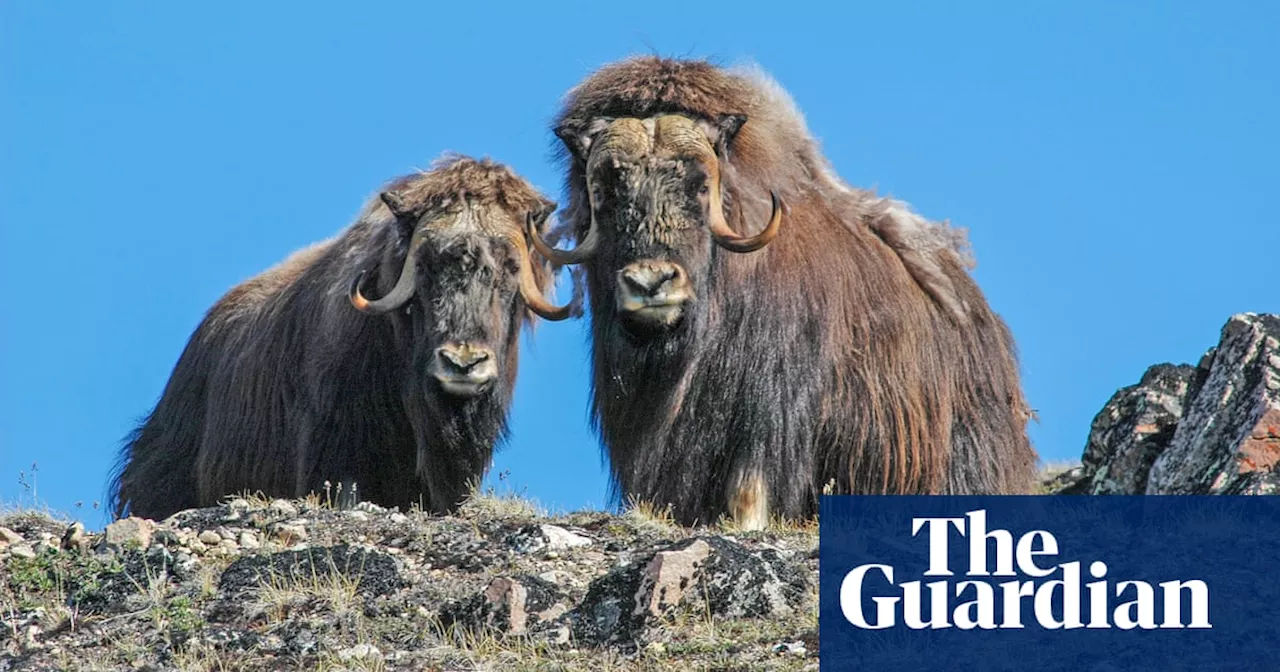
840, 509, 1211, 631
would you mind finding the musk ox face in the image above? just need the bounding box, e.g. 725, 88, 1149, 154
585, 130, 710, 337
352, 190, 567, 399
534, 114, 782, 341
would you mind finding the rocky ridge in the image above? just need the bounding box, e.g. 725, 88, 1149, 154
1, 495, 817, 671
1050, 313, 1280, 495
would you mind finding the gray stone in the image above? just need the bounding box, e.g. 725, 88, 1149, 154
354, 501, 386, 514
152, 529, 181, 547
226, 498, 251, 513
267, 499, 298, 519
270, 523, 308, 545
10, 544, 36, 559
506, 523, 594, 555
541, 524, 593, 550
238, 530, 261, 550
337, 644, 382, 662
773, 640, 808, 656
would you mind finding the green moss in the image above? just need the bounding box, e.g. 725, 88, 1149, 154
4, 548, 124, 610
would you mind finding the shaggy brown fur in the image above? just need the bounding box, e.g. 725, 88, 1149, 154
110, 155, 559, 520
552, 57, 1039, 526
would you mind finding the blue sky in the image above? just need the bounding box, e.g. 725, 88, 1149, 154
2, 3, 1276, 527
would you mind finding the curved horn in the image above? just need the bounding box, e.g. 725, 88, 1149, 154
349, 228, 430, 314
707, 178, 784, 253
527, 173, 601, 266
512, 218, 572, 321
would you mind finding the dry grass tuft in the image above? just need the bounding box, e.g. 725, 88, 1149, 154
256, 552, 363, 625
621, 497, 683, 537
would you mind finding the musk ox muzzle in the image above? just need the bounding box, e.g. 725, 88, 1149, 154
615, 260, 693, 333
431, 341, 499, 397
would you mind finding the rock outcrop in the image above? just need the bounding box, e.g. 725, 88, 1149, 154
1055, 313, 1280, 495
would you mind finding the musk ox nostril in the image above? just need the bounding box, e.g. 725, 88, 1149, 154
619, 263, 687, 299
436, 344, 495, 375
432, 343, 498, 398
615, 262, 693, 334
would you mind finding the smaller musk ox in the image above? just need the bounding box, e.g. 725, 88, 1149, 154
536, 57, 1039, 529
110, 156, 570, 520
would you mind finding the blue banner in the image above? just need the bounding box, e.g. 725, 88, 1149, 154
819, 496, 1280, 671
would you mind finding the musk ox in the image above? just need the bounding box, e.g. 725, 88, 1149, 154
534, 57, 1039, 529
110, 155, 570, 520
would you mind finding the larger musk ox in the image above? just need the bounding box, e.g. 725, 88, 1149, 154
111, 156, 570, 520
534, 57, 1039, 529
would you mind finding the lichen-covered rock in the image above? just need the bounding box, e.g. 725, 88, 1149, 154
439, 574, 569, 636
698, 537, 808, 620
572, 536, 808, 645
218, 543, 404, 599
1077, 363, 1205, 494
541, 524, 593, 551
3, 496, 819, 670
1147, 313, 1280, 494
504, 523, 595, 555
1060, 313, 1280, 496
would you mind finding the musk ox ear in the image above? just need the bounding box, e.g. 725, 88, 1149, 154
555, 117, 612, 161
706, 113, 747, 158
380, 190, 413, 220
531, 200, 557, 229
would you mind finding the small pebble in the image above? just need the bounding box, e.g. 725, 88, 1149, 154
227, 498, 251, 513
272, 523, 308, 545
268, 499, 299, 518
338, 644, 381, 662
